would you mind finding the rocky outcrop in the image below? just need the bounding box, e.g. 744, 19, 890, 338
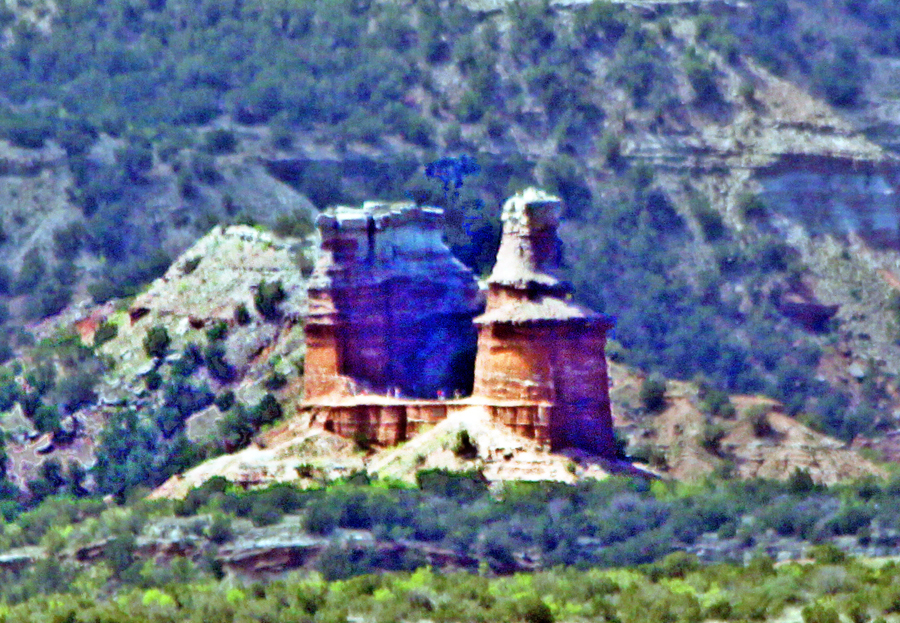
302, 191, 617, 457
303, 202, 483, 401
473, 189, 616, 457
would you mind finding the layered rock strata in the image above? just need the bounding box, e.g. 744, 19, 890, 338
303, 202, 483, 401
303, 191, 616, 458
472, 189, 616, 457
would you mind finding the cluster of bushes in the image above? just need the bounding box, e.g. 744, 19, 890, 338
0, 0, 660, 305
1, 473, 900, 612
709, 0, 876, 108
0, 331, 103, 441
155, 472, 900, 576
6, 556, 900, 623
9, 550, 900, 623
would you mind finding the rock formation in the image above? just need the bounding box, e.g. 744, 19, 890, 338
472, 189, 616, 456
303, 202, 483, 401
302, 190, 617, 458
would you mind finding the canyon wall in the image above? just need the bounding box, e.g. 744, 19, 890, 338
756, 157, 900, 249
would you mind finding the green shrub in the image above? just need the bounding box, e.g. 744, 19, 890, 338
25, 364, 56, 397
117, 139, 153, 181
52, 223, 87, 261
206, 513, 234, 544
812, 42, 865, 107
452, 430, 478, 458
701, 422, 727, 454
521, 597, 554, 623
252, 393, 283, 427
416, 468, 488, 501
204, 343, 235, 382
182, 256, 202, 275
304, 501, 341, 535
0, 114, 54, 149
747, 406, 775, 438
32, 404, 61, 434
738, 192, 767, 221
598, 132, 623, 168
145, 369, 163, 391
254, 280, 287, 321
206, 320, 228, 342
93, 320, 118, 347
699, 387, 736, 418
442, 122, 463, 148
264, 371, 287, 392
191, 153, 221, 185
787, 467, 816, 494
15, 248, 46, 295
455, 90, 487, 123
214, 390, 235, 412
684, 47, 720, 104
802, 601, 841, 623
398, 112, 434, 147
172, 343, 204, 377
143, 325, 171, 359
234, 303, 252, 326
203, 129, 237, 155
692, 197, 727, 242
272, 210, 315, 239
55, 371, 98, 413
574, 0, 628, 47
639, 376, 667, 412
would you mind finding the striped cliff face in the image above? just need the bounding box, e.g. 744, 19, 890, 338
756, 157, 900, 250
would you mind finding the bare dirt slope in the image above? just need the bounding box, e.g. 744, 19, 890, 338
610, 363, 886, 484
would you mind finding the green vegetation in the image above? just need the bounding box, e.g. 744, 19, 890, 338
0, 0, 888, 447
639, 375, 667, 413
142, 326, 170, 359
0, 474, 897, 618
0, 11, 896, 610
254, 280, 286, 321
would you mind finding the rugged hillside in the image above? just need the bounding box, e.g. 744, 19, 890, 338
152, 362, 885, 500
1, 0, 900, 496
0, 214, 882, 502
1, 225, 311, 496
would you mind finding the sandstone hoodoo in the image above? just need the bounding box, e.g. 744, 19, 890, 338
473, 189, 616, 456
302, 189, 617, 458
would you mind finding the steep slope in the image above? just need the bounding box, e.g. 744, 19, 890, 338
1, 224, 313, 493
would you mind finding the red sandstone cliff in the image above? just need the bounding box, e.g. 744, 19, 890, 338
302, 190, 617, 459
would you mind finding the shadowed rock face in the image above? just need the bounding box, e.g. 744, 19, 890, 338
304, 202, 483, 400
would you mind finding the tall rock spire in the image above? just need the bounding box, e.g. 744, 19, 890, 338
473, 188, 616, 457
